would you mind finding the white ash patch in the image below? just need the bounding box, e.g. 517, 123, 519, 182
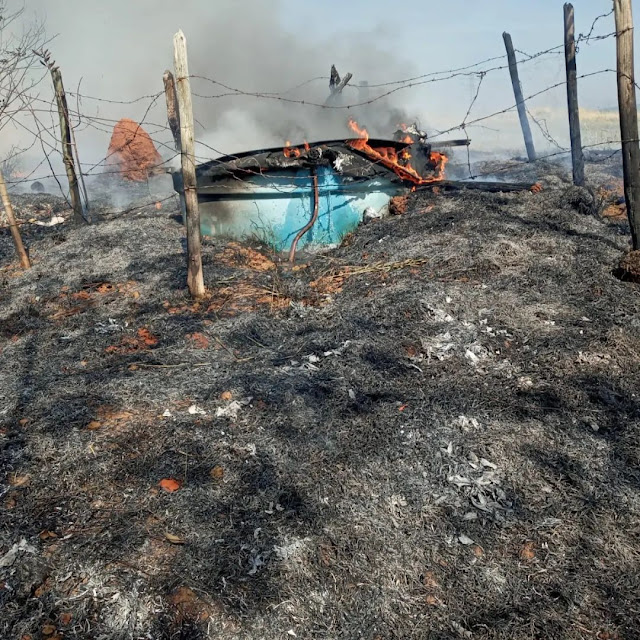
435, 442, 512, 522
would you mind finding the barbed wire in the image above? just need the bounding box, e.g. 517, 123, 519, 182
580, 9, 615, 44
0, 7, 626, 201
430, 69, 615, 139
466, 138, 631, 181
12, 6, 612, 119
525, 107, 568, 152
2, 135, 626, 210
4, 14, 619, 138
15, 52, 609, 170
65, 90, 164, 106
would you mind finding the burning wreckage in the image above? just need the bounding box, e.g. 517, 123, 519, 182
171, 121, 474, 251
170, 63, 537, 251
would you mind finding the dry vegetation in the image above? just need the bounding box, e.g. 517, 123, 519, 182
1, 157, 640, 639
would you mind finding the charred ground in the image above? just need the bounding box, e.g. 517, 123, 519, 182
1, 157, 640, 639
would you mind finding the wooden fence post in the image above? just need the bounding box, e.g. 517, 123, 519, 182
564, 3, 585, 186
502, 32, 537, 162
0, 170, 31, 269
51, 66, 84, 224
173, 30, 205, 299
615, 0, 640, 250
325, 65, 353, 106
163, 70, 181, 151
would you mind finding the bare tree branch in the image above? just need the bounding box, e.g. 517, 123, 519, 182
0, 0, 50, 174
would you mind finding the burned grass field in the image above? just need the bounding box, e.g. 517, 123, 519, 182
2, 161, 640, 639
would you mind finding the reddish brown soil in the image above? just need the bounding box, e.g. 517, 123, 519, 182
106, 118, 163, 181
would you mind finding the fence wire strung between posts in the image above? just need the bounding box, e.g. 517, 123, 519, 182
0, 9, 629, 221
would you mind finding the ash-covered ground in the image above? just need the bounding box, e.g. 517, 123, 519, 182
1, 157, 640, 640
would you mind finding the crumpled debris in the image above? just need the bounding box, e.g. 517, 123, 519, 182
216, 401, 241, 419
454, 415, 481, 430
323, 340, 351, 357
464, 343, 490, 366
188, 404, 206, 416
443, 449, 511, 520
451, 621, 473, 638
289, 301, 314, 318
517, 376, 534, 390
283, 358, 319, 372
33, 215, 65, 227
0, 539, 37, 569
420, 332, 456, 362
423, 304, 454, 324
577, 351, 612, 366
465, 349, 480, 365
94, 318, 126, 334
215, 397, 252, 420
363, 206, 382, 222
247, 550, 267, 576
273, 536, 309, 562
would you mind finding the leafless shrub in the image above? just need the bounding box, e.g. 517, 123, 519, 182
0, 1, 49, 167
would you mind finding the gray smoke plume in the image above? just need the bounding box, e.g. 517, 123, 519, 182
7, 0, 420, 176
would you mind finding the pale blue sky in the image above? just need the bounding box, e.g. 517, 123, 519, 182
279, 1, 615, 70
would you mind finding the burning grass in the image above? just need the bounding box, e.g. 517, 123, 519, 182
1, 157, 640, 639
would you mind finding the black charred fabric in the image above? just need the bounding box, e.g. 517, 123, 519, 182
172, 139, 535, 194
187, 140, 419, 187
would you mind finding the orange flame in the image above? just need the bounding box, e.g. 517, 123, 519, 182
347, 118, 447, 185
283, 141, 301, 158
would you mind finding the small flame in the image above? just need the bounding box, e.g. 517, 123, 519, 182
349, 119, 369, 140
347, 118, 447, 185
430, 152, 448, 178
283, 141, 301, 158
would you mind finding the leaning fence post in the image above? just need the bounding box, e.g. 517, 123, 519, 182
51, 66, 85, 224
173, 30, 205, 299
34, 50, 85, 221
615, 0, 640, 250
502, 32, 536, 162
0, 170, 31, 269
564, 3, 585, 186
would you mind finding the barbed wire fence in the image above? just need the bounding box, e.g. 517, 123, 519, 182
0, 7, 631, 229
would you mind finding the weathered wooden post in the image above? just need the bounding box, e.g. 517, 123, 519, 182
325, 65, 353, 106
163, 70, 181, 151
34, 50, 87, 220
0, 170, 31, 269
502, 32, 536, 162
614, 0, 640, 250
564, 3, 585, 186
51, 66, 84, 224
173, 30, 205, 298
